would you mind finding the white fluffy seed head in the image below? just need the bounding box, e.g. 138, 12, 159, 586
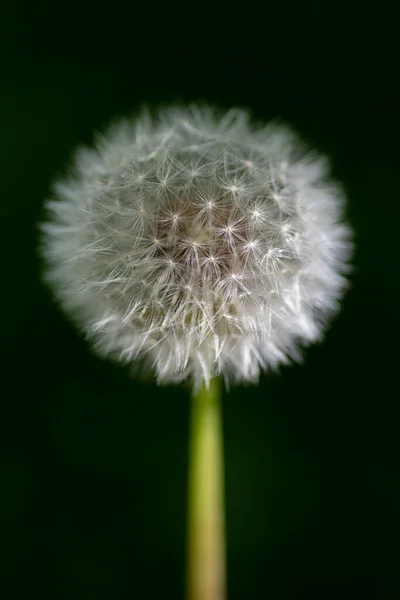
40, 105, 353, 389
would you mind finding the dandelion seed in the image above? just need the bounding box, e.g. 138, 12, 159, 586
40, 105, 353, 389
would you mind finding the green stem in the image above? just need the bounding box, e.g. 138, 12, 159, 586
187, 378, 226, 600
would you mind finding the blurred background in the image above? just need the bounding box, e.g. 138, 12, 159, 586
1, 1, 398, 598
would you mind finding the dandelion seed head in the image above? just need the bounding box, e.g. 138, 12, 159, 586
40, 105, 353, 389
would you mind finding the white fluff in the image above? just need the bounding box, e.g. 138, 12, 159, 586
40, 105, 353, 389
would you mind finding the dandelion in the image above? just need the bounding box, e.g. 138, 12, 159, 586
40, 105, 353, 600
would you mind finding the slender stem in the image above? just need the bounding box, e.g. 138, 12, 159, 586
187, 378, 226, 600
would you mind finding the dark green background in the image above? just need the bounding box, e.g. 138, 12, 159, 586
1, 1, 399, 598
